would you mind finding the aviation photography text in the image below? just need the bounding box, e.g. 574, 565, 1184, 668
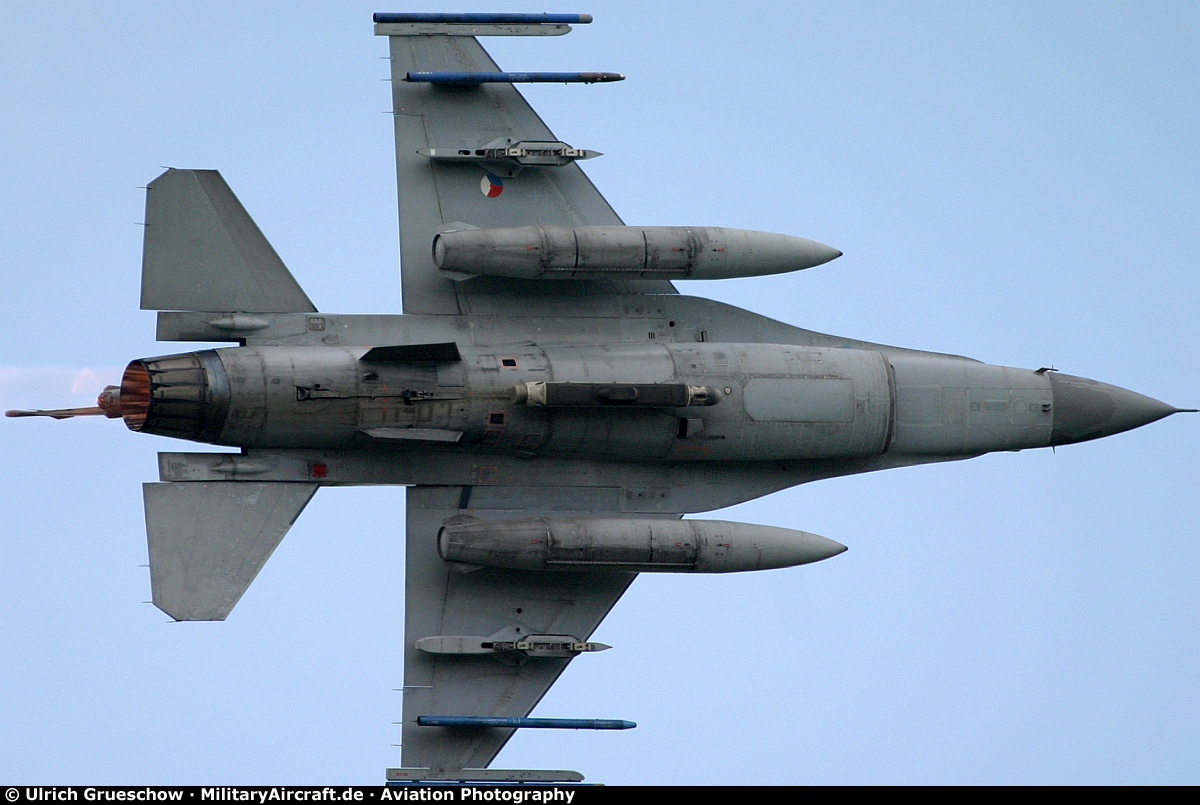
11, 789, 587, 804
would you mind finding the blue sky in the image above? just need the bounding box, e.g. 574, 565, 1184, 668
2, 1, 1197, 785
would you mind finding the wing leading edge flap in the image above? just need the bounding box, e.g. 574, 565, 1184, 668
141, 169, 317, 314
402, 486, 635, 772
143, 481, 318, 621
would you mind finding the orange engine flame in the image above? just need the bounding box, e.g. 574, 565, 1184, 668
119, 362, 151, 431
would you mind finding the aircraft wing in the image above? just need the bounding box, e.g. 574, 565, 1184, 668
379, 17, 677, 776
378, 17, 676, 315
398, 484, 652, 772
402, 485, 651, 774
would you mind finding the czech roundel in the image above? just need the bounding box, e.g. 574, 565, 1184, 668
480, 173, 504, 198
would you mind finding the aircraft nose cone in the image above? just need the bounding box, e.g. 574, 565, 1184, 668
1048, 372, 1181, 446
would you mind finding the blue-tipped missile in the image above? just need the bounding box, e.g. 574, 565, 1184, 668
374, 13, 593, 25
406, 72, 625, 85
418, 716, 636, 730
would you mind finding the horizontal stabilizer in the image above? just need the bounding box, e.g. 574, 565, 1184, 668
143, 481, 318, 621
141, 169, 316, 313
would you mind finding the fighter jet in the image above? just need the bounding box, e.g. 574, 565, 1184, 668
8, 12, 1193, 783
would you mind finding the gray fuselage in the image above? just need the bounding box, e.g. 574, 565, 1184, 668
127, 341, 1071, 462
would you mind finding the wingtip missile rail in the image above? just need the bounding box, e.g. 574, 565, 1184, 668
374, 12, 594, 25
386, 768, 586, 784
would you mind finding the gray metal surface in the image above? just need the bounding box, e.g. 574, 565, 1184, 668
433, 225, 842, 280
439, 517, 846, 572
401, 485, 637, 771
143, 481, 318, 621
1047, 372, 1179, 445
386, 767, 584, 783
140, 170, 316, 314
382, 29, 675, 314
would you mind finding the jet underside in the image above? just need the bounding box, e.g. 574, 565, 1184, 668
8, 11, 1189, 783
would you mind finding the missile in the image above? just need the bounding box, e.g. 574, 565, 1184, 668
433, 225, 842, 281
415, 634, 611, 659
406, 72, 624, 85
438, 518, 847, 573
417, 716, 635, 730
